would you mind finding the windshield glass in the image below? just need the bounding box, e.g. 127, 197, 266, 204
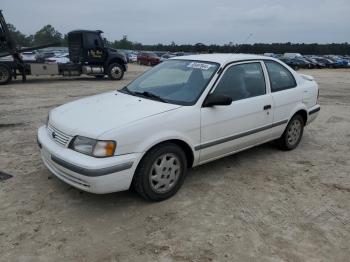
124, 60, 219, 105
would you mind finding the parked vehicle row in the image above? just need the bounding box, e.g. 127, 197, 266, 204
264, 53, 350, 70
135, 51, 194, 66
12, 47, 350, 69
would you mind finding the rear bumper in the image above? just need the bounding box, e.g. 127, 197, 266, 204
37, 126, 141, 194
307, 104, 320, 125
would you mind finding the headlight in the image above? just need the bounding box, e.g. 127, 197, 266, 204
70, 136, 116, 157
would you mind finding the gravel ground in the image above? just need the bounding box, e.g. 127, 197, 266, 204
0, 65, 349, 262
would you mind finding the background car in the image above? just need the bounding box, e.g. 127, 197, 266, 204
327, 56, 350, 68
304, 57, 325, 68
35, 51, 63, 63
127, 53, 138, 63
160, 53, 176, 62
21, 51, 38, 62
45, 53, 70, 64
280, 58, 309, 70
313, 57, 338, 68
137, 52, 160, 66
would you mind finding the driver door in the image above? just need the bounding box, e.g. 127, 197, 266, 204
83, 32, 106, 64
199, 61, 273, 163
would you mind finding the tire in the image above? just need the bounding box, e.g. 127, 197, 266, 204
277, 114, 304, 150
94, 75, 104, 79
107, 63, 124, 80
0, 64, 12, 85
133, 143, 188, 201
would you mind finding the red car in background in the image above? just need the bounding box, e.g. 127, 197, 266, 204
137, 52, 160, 66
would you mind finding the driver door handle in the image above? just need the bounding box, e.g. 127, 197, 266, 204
263, 105, 272, 110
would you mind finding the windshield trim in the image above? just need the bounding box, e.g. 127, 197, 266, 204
118, 59, 220, 106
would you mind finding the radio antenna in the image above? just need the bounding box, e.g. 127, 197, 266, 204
233, 33, 253, 53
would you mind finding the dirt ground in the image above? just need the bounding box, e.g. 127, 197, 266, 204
0, 64, 349, 262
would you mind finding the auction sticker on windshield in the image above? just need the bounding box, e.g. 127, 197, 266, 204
187, 62, 213, 70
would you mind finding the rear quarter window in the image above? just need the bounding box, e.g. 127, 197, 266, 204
265, 61, 297, 92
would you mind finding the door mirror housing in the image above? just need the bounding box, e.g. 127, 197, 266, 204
203, 94, 232, 107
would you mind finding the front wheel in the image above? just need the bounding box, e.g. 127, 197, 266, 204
132, 143, 187, 201
277, 115, 304, 150
0, 64, 12, 85
107, 63, 124, 80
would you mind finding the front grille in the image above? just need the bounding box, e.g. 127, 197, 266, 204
47, 124, 73, 147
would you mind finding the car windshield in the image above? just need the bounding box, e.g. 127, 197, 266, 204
122, 60, 219, 105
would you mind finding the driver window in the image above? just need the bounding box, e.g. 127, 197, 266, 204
213, 62, 266, 101
85, 33, 102, 48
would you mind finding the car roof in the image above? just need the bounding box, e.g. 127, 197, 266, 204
171, 53, 275, 66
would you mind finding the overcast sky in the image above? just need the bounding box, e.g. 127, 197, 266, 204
1, 0, 350, 44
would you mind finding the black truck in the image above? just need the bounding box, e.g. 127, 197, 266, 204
0, 10, 127, 85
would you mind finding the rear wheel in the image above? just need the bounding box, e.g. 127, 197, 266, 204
0, 64, 12, 85
107, 63, 124, 80
277, 114, 304, 150
133, 143, 187, 201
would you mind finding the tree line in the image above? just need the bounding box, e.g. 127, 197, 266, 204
7, 24, 350, 55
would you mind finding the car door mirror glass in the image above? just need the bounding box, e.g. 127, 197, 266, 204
203, 94, 232, 107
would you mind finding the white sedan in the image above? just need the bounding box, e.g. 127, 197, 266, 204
45, 53, 70, 64
37, 54, 320, 201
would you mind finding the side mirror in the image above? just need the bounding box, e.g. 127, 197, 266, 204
94, 39, 99, 47
203, 94, 232, 107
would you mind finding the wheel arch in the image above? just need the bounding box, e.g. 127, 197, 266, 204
139, 139, 195, 169
291, 109, 308, 125
106, 57, 126, 71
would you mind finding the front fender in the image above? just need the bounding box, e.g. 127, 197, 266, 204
105, 53, 127, 70
99, 107, 201, 164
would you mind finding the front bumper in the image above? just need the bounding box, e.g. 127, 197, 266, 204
37, 126, 141, 194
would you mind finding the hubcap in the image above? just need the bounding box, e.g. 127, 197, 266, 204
110, 66, 122, 79
0, 67, 9, 83
287, 119, 302, 145
149, 153, 181, 193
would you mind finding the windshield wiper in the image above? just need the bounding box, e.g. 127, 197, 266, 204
119, 87, 167, 103
133, 91, 168, 103
119, 86, 134, 95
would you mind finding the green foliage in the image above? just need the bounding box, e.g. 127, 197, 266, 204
110, 35, 133, 50
7, 23, 32, 47
108, 38, 350, 55
33, 25, 62, 45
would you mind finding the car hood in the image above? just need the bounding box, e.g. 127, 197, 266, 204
50, 91, 181, 138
